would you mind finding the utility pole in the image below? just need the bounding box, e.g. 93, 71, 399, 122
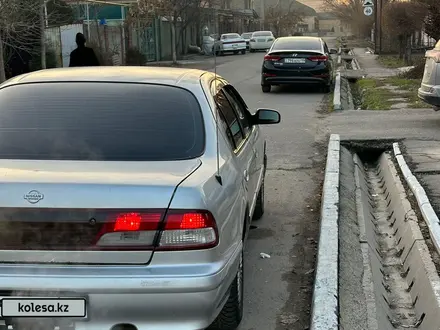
40, 0, 47, 69
378, 0, 382, 54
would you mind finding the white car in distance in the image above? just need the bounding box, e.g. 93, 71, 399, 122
249, 31, 275, 52
214, 33, 247, 56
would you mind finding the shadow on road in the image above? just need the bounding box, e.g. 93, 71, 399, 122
270, 84, 328, 94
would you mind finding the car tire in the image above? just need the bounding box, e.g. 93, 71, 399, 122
250, 49, 255, 53
208, 248, 244, 330
253, 176, 265, 221
261, 84, 271, 93
234, 50, 239, 55
241, 49, 246, 54
433, 106, 440, 111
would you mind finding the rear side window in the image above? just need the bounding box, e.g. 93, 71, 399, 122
0, 83, 205, 161
222, 34, 240, 39
272, 38, 322, 51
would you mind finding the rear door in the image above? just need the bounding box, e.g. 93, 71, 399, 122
212, 80, 256, 214
222, 85, 260, 211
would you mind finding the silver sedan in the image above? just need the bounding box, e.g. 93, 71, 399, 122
0, 66, 280, 330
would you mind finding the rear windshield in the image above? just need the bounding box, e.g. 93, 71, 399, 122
272, 38, 322, 51
0, 83, 205, 161
253, 31, 272, 37
222, 34, 240, 39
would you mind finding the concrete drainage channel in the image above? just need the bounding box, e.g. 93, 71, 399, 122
311, 134, 440, 330
333, 48, 361, 111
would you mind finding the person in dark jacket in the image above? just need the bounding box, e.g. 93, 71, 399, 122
69, 33, 100, 67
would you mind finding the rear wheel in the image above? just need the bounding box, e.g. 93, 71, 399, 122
261, 84, 271, 93
250, 49, 255, 53
208, 248, 244, 330
234, 50, 239, 55
241, 49, 246, 54
322, 84, 331, 93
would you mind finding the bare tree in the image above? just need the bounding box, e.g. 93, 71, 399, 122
416, 0, 440, 41
0, 0, 42, 82
265, 1, 305, 37
383, 1, 426, 64
321, 0, 373, 38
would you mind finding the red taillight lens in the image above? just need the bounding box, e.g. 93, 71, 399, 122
309, 55, 328, 62
250, 38, 256, 42
94, 210, 218, 251
158, 210, 218, 250
114, 212, 142, 231
264, 55, 281, 62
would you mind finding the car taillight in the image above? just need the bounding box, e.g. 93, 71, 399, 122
158, 210, 218, 250
94, 210, 218, 251
309, 55, 328, 62
264, 54, 281, 62
250, 38, 256, 42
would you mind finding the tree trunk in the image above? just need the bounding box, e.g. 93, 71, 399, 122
40, 0, 47, 69
405, 35, 412, 65
398, 36, 404, 59
171, 15, 177, 64
0, 36, 6, 83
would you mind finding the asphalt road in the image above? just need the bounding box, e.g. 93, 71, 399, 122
200, 47, 334, 330
181, 37, 440, 330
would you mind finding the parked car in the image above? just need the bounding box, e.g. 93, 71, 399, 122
0, 66, 280, 330
418, 40, 440, 110
261, 36, 338, 93
249, 31, 275, 52
213, 33, 247, 55
241, 32, 254, 49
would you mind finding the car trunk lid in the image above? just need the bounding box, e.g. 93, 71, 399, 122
265, 50, 327, 71
0, 159, 201, 265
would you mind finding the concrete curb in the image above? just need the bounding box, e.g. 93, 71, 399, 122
310, 134, 339, 330
333, 72, 342, 111
367, 47, 375, 54
393, 142, 440, 255
349, 49, 361, 71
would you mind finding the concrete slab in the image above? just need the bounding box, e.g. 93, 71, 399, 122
340, 55, 355, 60
340, 69, 366, 79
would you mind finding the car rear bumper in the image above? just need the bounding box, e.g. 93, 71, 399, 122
0, 246, 242, 330
222, 45, 246, 52
262, 74, 330, 85
418, 87, 440, 106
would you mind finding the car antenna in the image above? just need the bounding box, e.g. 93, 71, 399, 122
214, 35, 223, 186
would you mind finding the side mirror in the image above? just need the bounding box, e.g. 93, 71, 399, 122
253, 109, 281, 125
329, 48, 338, 54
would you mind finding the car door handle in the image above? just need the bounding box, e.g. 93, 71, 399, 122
244, 169, 250, 182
